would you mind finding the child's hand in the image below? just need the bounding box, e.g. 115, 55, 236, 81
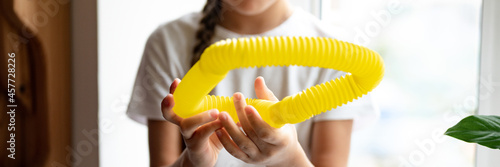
161, 78, 223, 167
215, 77, 313, 167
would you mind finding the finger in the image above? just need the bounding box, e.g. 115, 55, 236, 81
188, 119, 222, 146
245, 105, 281, 144
215, 128, 250, 162
254, 77, 278, 101
233, 93, 259, 142
219, 112, 259, 157
170, 78, 181, 94
180, 109, 219, 139
161, 94, 183, 125
209, 132, 223, 150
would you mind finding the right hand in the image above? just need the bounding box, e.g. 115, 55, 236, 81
161, 78, 223, 167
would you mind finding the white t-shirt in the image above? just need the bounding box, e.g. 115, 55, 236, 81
127, 7, 379, 167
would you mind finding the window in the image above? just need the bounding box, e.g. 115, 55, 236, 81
98, 1, 206, 166
320, 0, 482, 166
98, 0, 485, 166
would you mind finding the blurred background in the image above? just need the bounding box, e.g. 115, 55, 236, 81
1, 0, 499, 167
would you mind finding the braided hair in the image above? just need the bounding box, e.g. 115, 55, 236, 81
192, 0, 223, 66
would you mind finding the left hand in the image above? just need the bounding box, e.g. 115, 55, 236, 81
215, 77, 313, 167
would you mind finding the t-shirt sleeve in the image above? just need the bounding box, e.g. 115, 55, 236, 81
311, 70, 380, 131
126, 27, 186, 125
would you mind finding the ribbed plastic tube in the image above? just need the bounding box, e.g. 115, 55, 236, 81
173, 36, 384, 128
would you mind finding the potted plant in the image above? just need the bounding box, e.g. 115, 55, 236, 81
445, 115, 500, 149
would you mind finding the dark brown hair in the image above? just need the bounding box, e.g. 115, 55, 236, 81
192, 0, 223, 66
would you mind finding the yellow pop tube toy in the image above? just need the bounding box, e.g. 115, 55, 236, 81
173, 36, 384, 128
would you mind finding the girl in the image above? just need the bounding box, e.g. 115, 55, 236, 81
127, 0, 377, 166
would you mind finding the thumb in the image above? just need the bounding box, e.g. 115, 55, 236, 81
254, 77, 278, 101
170, 78, 181, 94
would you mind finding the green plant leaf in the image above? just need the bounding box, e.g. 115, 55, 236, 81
445, 115, 500, 150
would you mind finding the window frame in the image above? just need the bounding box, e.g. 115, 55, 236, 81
476, 0, 500, 166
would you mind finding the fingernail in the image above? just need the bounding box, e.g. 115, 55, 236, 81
245, 106, 254, 115
209, 109, 219, 119
162, 98, 169, 107
220, 112, 227, 120
216, 129, 222, 137
234, 93, 241, 100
